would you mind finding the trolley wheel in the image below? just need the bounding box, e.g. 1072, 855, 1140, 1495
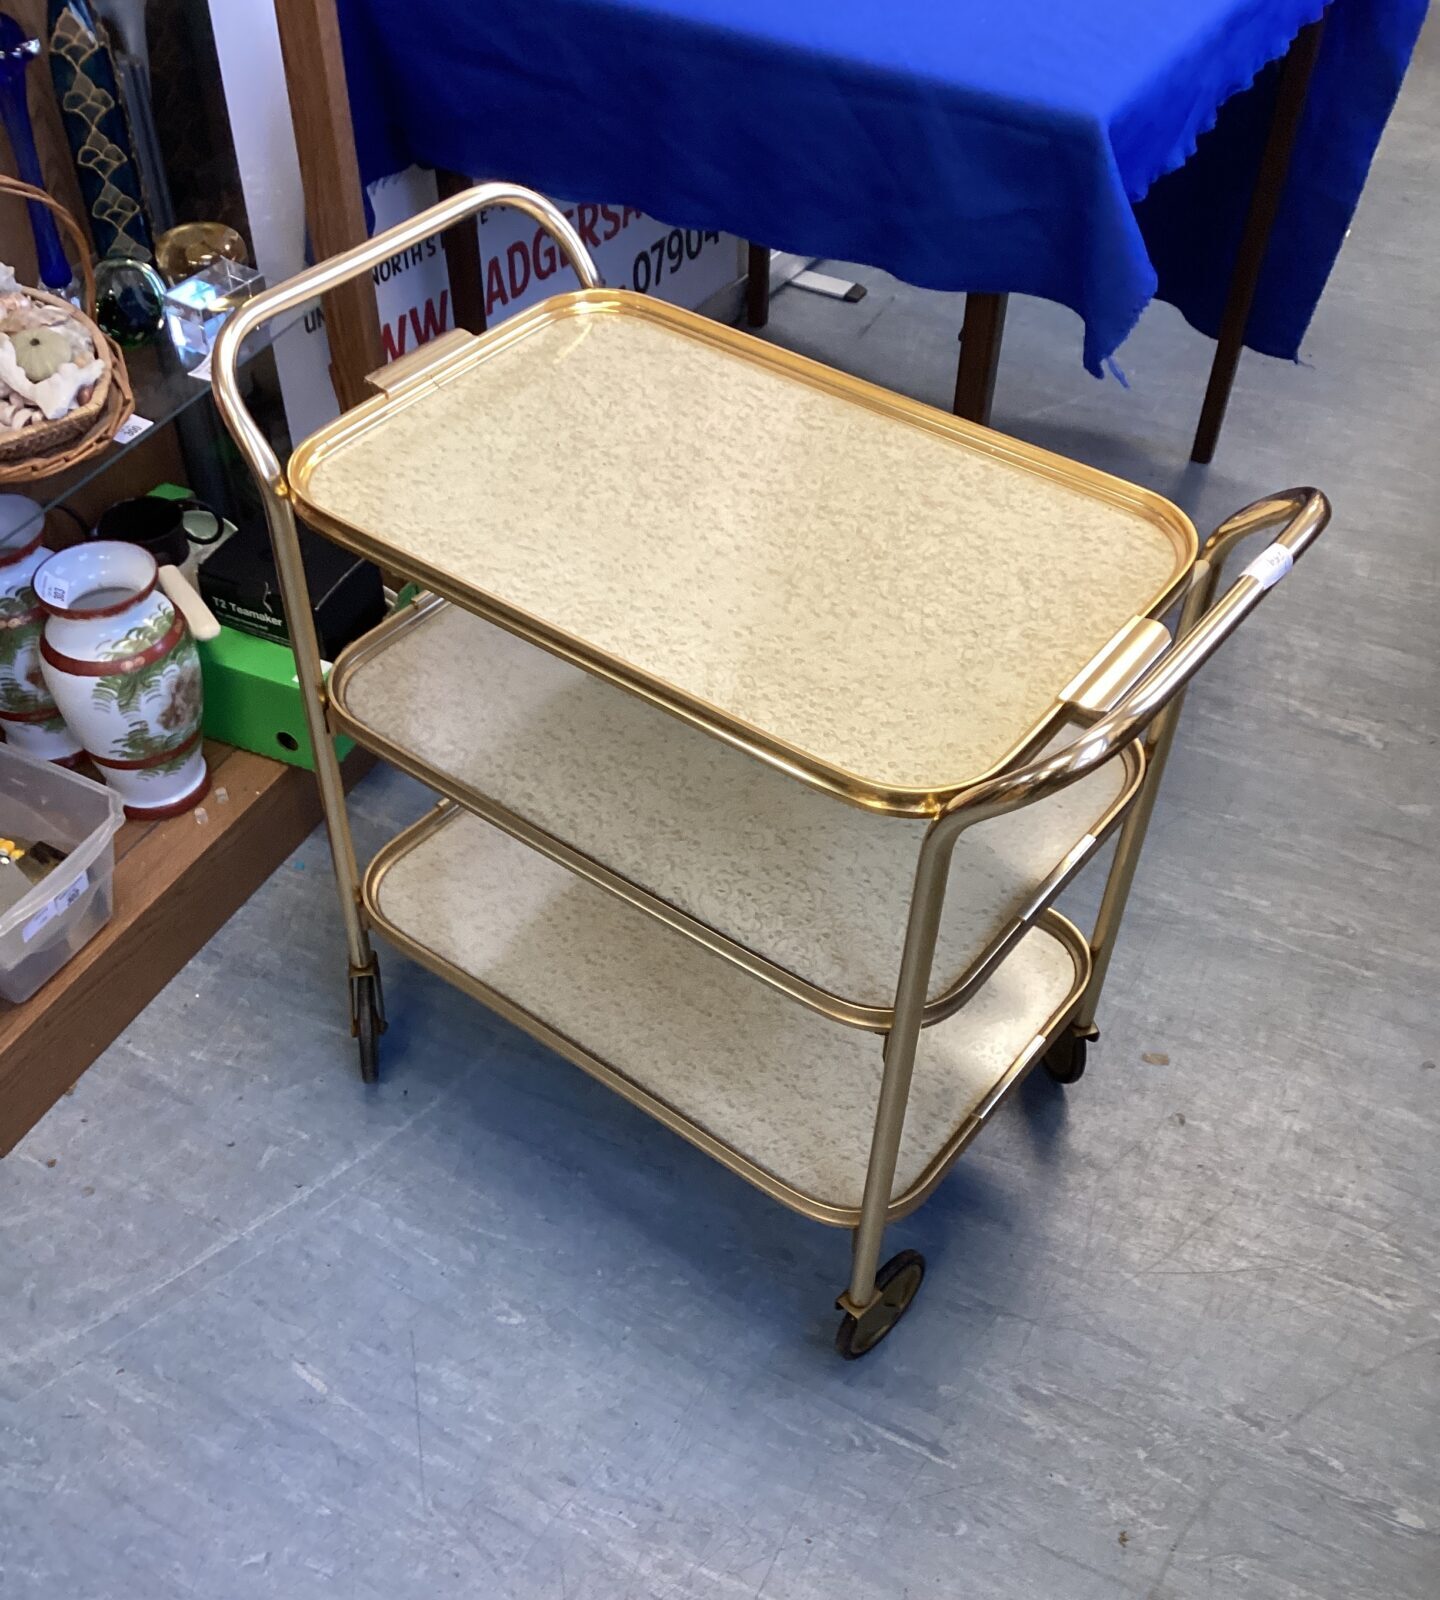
835, 1249, 926, 1360
1042, 1031, 1087, 1085
353, 972, 385, 1084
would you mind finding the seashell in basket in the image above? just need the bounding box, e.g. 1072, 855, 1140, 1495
0, 331, 104, 416
0, 177, 131, 479
0, 285, 110, 461
0, 304, 96, 363
11, 327, 73, 382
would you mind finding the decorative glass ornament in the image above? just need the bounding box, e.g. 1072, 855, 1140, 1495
93, 253, 166, 347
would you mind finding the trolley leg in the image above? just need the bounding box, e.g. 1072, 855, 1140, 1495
263, 493, 385, 1077
834, 827, 950, 1358
1070, 707, 1184, 1036
1073, 560, 1222, 1035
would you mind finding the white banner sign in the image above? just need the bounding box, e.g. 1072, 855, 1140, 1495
474, 201, 739, 322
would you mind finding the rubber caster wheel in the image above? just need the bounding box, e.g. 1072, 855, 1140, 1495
835, 1249, 926, 1360
1042, 1032, 1087, 1085
353, 973, 385, 1084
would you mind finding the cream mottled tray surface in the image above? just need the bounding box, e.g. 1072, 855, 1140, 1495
291, 292, 1195, 813
367, 806, 1087, 1219
332, 596, 1137, 1015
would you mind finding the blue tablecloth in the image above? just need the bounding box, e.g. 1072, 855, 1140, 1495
338, 0, 1426, 373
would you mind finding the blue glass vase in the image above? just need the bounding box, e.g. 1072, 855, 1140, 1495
0, 16, 73, 290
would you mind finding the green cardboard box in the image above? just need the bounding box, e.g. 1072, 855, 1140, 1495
199, 626, 353, 772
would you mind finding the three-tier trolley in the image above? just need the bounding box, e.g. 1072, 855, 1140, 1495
215, 184, 1330, 1357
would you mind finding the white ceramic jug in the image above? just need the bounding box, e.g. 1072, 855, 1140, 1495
0, 495, 82, 764
34, 540, 212, 817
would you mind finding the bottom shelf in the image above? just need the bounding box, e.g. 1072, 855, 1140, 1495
365, 804, 1090, 1226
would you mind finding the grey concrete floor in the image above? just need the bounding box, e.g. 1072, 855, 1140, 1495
4, 31, 1439, 1600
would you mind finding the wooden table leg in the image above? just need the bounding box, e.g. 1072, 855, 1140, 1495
953, 292, 1009, 426
746, 244, 771, 328
435, 167, 487, 335
273, 0, 383, 412
1191, 19, 1326, 464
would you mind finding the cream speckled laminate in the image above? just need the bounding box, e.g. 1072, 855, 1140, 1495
367, 805, 1086, 1219
292, 293, 1194, 809
332, 597, 1135, 1013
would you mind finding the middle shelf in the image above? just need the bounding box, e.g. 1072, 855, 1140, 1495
329, 595, 1140, 1027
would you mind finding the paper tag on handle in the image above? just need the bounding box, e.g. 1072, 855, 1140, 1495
1241, 544, 1293, 591
34, 568, 71, 608
22, 871, 89, 943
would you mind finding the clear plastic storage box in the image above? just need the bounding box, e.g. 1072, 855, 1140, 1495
0, 748, 125, 1004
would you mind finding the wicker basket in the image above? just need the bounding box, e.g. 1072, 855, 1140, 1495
0, 174, 133, 484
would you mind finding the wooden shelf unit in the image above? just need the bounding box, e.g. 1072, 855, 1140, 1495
0, 742, 371, 1156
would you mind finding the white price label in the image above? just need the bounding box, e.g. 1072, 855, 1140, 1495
114, 414, 154, 444
1241, 545, 1294, 591
34, 568, 71, 608
22, 870, 89, 943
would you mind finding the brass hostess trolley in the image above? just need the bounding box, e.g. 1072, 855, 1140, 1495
215, 184, 1330, 1358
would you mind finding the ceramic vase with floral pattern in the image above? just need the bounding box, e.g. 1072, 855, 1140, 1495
0, 496, 83, 764
35, 540, 207, 817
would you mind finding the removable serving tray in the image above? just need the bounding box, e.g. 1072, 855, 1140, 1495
290, 291, 1195, 815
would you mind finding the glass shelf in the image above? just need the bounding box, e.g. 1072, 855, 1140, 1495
25, 313, 302, 520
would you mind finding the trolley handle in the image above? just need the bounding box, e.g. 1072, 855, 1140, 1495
1100, 484, 1330, 728
211, 183, 603, 492
940, 487, 1331, 831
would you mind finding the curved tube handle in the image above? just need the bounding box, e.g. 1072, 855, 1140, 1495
938, 488, 1331, 835
212, 182, 603, 492
1195, 483, 1331, 579
1097, 484, 1330, 727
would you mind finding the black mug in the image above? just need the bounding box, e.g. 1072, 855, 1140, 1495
91, 496, 223, 572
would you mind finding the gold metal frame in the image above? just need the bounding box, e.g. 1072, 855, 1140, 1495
363, 800, 1093, 1229
211, 180, 1332, 1343
288, 286, 1198, 819
839, 487, 1331, 1314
